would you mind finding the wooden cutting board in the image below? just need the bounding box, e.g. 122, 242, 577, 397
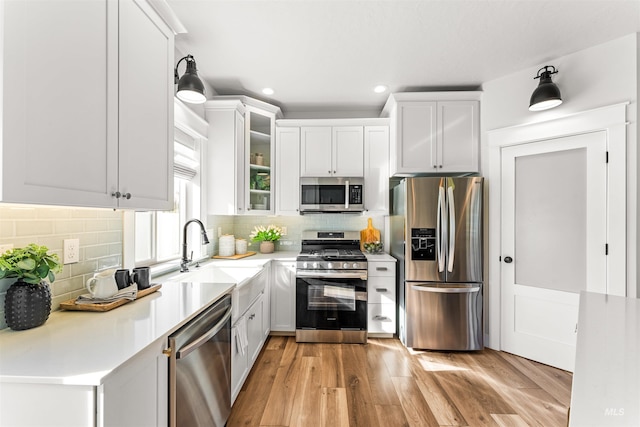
360, 218, 381, 251
212, 251, 257, 260
60, 284, 162, 312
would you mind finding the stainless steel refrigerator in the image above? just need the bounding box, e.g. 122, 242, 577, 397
390, 177, 483, 350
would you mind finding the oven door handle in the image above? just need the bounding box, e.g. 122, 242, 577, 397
296, 270, 368, 280
176, 305, 232, 360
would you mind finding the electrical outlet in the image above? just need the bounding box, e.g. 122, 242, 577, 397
63, 239, 80, 264
281, 226, 287, 236
0, 243, 14, 254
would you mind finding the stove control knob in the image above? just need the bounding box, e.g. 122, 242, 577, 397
303, 262, 308, 269
343, 263, 349, 269
353, 263, 359, 269
327, 262, 333, 269
313, 262, 318, 269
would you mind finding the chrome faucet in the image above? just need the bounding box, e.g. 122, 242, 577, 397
181, 219, 210, 272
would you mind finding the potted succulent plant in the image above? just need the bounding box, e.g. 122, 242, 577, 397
249, 225, 282, 254
0, 244, 62, 330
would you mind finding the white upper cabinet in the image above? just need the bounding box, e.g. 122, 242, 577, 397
300, 126, 364, 177
117, 0, 174, 210
300, 127, 332, 176
0, 0, 174, 210
205, 97, 281, 216
205, 102, 246, 215
275, 127, 301, 216
436, 101, 480, 173
364, 125, 390, 216
382, 92, 481, 176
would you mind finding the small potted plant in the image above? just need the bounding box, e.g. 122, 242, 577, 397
0, 244, 62, 330
249, 225, 282, 254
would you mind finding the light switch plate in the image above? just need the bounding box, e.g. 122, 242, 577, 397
63, 239, 80, 264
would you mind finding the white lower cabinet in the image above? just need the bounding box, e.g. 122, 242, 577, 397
232, 294, 264, 403
367, 259, 397, 336
0, 337, 168, 427
231, 317, 248, 404
231, 267, 270, 404
270, 261, 297, 332
102, 338, 168, 426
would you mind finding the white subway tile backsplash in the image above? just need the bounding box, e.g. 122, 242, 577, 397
207, 214, 386, 253
0, 204, 124, 329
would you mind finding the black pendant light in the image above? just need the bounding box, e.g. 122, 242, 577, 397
529, 65, 562, 111
174, 55, 206, 104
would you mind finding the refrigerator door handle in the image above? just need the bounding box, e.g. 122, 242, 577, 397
447, 184, 456, 273
411, 284, 480, 293
437, 186, 446, 272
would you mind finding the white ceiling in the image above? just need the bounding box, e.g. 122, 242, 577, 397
166, 0, 640, 116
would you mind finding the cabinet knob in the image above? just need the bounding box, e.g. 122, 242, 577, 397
439, 165, 443, 168
433, 165, 437, 169
123, 193, 132, 200
328, 170, 331, 174
162, 348, 172, 357
112, 191, 121, 199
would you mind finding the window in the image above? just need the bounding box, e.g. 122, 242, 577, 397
134, 128, 203, 267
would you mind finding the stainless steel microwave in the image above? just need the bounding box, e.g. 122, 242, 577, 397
299, 177, 364, 213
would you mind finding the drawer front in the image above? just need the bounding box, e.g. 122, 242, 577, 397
368, 303, 396, 334
368, 261, 395, 277
368, 276, 396, 304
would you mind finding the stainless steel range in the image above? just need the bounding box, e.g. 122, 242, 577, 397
296, 231, 368, 344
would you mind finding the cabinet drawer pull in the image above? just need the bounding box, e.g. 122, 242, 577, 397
376, 267, 388, 271
249, 313, 256, 320
375, 288, 388, 293
373, 315, 391, 321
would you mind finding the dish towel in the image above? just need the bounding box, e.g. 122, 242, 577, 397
235, 316, 248, 356
76, 283, 138, 304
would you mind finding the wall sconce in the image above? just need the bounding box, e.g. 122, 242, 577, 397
174, 55, 206, 104
529, 65, 562, 111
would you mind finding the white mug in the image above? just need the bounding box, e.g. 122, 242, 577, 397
86, 269, 119, 299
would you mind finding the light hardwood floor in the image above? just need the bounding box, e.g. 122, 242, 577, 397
228, 336, 572, 427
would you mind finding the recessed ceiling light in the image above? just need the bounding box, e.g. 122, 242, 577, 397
262, 88, 274, 95
373, 85, 388, 94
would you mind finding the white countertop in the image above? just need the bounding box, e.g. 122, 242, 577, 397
0, 281, 235, 386
569, 291, 640, 426
365, 253, 397, 262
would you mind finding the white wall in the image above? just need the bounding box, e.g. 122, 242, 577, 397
480, 33, 639, 347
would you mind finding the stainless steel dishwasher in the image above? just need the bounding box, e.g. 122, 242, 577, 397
168, 294, 232, 427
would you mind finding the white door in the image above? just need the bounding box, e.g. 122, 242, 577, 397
501, 131, 607, 372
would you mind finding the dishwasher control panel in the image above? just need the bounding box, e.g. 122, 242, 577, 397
410, 228, 436, 261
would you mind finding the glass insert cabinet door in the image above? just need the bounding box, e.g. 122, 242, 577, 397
246, 106, 274, 213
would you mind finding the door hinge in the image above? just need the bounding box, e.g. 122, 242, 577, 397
605, 243, 609, 255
